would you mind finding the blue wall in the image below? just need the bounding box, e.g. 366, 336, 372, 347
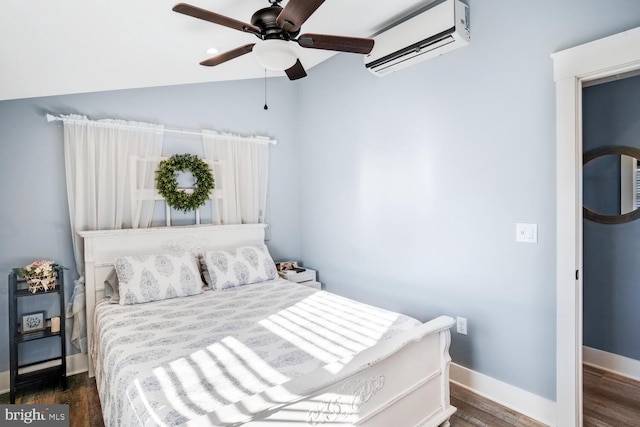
0, 78, 302, 370
583, 75, 640, 361
297, 0, 640, 400
2, 0, 640, 404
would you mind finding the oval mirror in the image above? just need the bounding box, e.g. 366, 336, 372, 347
583, 146, 640, 224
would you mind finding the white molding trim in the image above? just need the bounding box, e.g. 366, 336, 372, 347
583, 346, 640, 382
0, 353, 88, 395
66, 353, 89, 376
552, 24, 640, 427
450, 363, 556, 427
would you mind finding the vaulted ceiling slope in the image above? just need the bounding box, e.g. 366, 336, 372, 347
0, 0, 428, 101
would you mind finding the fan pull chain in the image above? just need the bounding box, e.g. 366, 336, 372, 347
263, 69, 269, 110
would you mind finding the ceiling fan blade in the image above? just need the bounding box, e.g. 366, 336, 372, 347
276, 0, 325, 33
200, 44, 255, 66
285, 59, 307, 80
297, 33, 374, 54
173, 3, 261, 35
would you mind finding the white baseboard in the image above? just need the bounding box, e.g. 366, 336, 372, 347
450, 363, 556, 427
0, 353, 88, 395
66, 353, 89, 376
583, 346, 640, 382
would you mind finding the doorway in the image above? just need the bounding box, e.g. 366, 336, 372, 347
553, 27, 640, 427
581, 73, 640, 425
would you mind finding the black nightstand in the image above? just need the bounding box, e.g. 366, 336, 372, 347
7, 269, 67, 403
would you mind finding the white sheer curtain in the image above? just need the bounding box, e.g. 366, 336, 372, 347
63, 114, 164, 274
202, 130, 269, 224
62, 115, 163, 352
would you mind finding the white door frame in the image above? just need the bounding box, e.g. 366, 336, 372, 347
553, 27, 640, 427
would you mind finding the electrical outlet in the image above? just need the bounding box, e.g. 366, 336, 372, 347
456, 316, 468, 335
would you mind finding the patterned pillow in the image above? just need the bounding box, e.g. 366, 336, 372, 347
114, 252, 203, 305
203, 244, 277, 291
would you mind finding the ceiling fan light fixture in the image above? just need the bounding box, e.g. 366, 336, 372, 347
253, 39, 297, 71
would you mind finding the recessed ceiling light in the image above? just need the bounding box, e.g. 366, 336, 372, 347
206, 47, 219, 55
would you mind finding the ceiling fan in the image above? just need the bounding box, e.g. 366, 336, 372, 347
172, 0, 375, 80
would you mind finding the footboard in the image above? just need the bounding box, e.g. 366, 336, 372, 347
186, 315, 456, 427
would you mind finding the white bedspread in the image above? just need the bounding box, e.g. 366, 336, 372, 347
92, 278, 422, 426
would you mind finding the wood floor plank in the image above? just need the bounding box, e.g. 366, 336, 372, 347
583, 415, 621, 427
514, 415, 549, 427
449, 412, 478, 427
584, 366, 640, 427
451, 385, 522, 424
0, 375, 103, 427
583, 364, 605, 388
584, 389, 640, 425
599, 371, 640, 405
450, 385, 534, 427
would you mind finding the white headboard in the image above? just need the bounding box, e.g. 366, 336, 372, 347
78, 223, 267, 377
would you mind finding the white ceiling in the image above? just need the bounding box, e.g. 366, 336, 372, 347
0, 0, 429, 101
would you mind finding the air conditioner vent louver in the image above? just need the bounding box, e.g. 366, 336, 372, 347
364, 0, 470, 76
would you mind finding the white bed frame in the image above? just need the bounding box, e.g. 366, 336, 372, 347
79, 224, 456, 427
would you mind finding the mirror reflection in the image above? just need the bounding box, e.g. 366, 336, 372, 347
583, 146, 640, 224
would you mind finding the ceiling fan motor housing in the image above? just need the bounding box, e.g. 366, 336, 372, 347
251, 6, 299, 40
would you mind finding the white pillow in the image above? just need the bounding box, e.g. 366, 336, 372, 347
114, 252, 202, 305
203, 244, 277, 290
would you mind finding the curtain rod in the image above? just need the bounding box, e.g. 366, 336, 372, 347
45, 114, 277, 145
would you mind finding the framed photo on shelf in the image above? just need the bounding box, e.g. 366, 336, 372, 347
21, 311, 45, 334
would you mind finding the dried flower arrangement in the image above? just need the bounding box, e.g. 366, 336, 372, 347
13, 260, 62, 293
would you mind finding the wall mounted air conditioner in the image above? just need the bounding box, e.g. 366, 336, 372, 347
364, 0, 470, 76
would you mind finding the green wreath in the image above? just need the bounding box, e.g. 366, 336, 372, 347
155, 154, 215, 212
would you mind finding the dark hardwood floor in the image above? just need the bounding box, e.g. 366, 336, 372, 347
449, 385, 545, 427
2, 366, 638, 426
583, 364, 640, 427
0, 374, 104, 427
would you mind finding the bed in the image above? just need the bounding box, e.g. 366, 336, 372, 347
79, 224, 456, 426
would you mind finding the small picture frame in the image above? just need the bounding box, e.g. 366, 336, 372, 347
22, 311, 46, 334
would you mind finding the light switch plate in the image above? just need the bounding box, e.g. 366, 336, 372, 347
516, 223, 538, 243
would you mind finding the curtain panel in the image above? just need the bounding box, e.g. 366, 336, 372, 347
62, 114, 164, 276
202, 130, 269, 225
62, 115, 163, 352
